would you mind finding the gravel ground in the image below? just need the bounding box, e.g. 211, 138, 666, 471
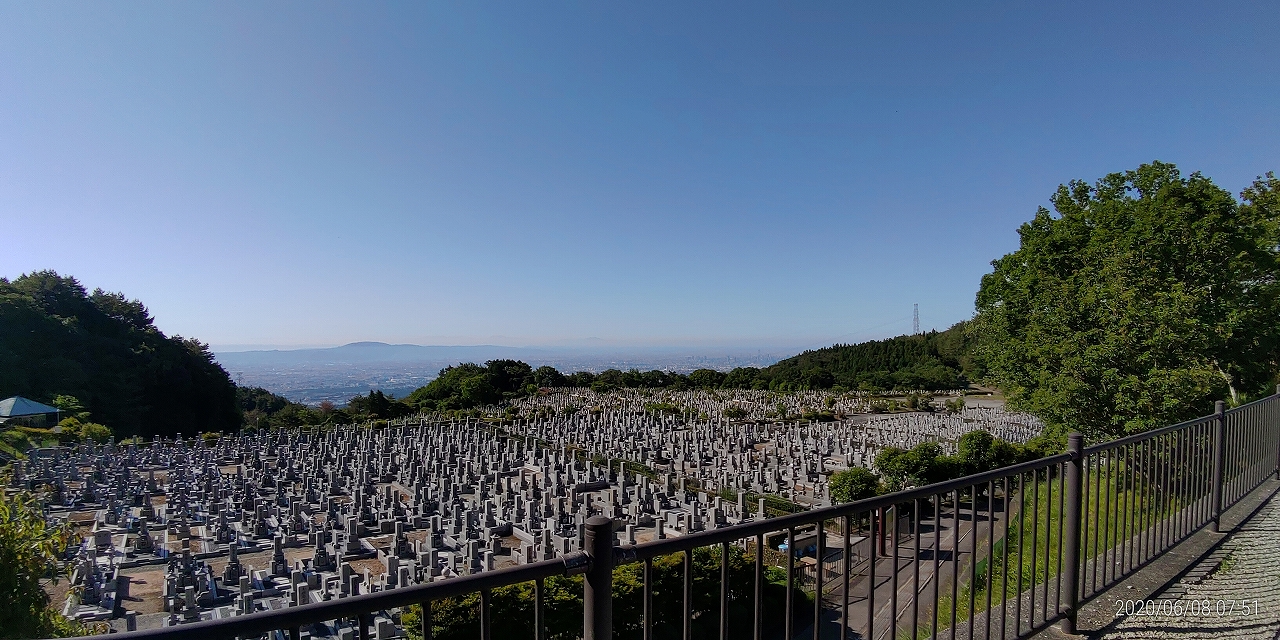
1099, 496, 1280, 640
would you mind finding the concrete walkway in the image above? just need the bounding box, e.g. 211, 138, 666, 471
1093, 485, 1280, 640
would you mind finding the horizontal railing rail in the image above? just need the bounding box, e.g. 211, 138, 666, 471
90, 552, 591, 640
68, 388, 1280, 640
1081, 414, 1215, 455
615, 453, 1073, 566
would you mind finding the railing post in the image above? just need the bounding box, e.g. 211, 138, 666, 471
1211, 400, 1227, 533
1060, 432, 1084, 635
583, 515, 614, 640
1274, 385, 1280, 481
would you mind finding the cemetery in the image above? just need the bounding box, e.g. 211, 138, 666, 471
12, 388, 1041, 636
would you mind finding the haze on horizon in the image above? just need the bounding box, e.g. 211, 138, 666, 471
2, 2, 1277, 352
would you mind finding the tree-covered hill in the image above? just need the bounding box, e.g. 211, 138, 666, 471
0, 271, 240, 437
380, 326, 977, 412
750, 322, 977, 392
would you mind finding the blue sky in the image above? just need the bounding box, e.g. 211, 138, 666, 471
2, 2, 1276, 351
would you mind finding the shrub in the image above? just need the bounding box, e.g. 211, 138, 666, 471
0, 480, 85, 638
829, 467, 881, 503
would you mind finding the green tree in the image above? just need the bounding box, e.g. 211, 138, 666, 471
406, 363, 489, 410
829, 467, 881, 503
722, 367, 762, 389
483, 360, 535, 396
0, 482, 83, 638
50, 418, 109, 444
459, 377, 499, 407
49, 396, 89, 422
955, 430, 995, 475
873, 447, 910, 489
874, 442, 959, 490
955, 430, 1025, 475
687, 369, 726, 389
801, 367, 834, 389
533, 366, 567, 388
974, 163, 1280, 439
350, 390, 414, 419
236, 386, 292, 415
591, 369, 625, 393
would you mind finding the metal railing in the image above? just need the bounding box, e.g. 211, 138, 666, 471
78, 388, 1280, 640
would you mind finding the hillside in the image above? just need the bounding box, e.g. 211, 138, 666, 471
755, 322, 977, 391
0, 271, 240, 437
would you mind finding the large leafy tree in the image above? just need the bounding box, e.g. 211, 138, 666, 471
975, 163, 1280, 439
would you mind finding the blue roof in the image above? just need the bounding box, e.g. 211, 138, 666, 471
0, 396, 62, 418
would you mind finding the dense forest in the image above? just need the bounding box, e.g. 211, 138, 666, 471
0, 271, 239, 437
752, 323, 975, 391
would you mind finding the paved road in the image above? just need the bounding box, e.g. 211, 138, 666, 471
797, 492, 1005, 639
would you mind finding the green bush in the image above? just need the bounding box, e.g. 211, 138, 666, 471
643, 402, 681, 415
829, 467, 881, 503
0, 480, 86, 638
78, 423, 112, 443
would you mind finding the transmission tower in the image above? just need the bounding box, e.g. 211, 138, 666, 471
913, 304, 919, 335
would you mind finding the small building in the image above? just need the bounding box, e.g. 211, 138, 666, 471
0, 396, 62, 428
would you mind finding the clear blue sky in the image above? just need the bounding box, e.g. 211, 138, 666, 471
2, 2, 1276, 351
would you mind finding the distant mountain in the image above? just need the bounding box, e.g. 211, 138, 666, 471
214, 343, 556, 366
214, 342, 789, 368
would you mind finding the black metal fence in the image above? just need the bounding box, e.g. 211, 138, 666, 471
78, 389, 1280, 640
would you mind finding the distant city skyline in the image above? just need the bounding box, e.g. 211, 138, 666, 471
3, 2, 1276, 349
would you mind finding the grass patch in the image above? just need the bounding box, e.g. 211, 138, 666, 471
916, 455, 1197, 638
